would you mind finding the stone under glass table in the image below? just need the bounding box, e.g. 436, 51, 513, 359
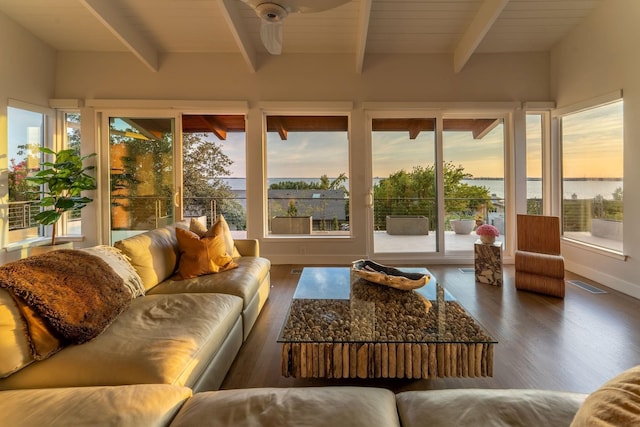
278, 267, 496, 379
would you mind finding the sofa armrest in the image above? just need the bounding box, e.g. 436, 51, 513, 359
234, 239, 260, 257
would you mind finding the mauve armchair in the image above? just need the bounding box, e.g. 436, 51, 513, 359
514, 214, 565, 298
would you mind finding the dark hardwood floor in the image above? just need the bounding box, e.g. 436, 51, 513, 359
221, 264, 640, 394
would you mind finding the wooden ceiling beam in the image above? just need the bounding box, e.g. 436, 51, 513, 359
202, 116, 227, 140
270, 117, 288, 140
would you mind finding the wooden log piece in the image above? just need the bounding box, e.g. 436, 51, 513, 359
325, 344, 333, 378
412, 344, 421, 378
405, 344, 412, 379
437, 344, 445, 377
388, 344, 397, 378
397, 344, 405, 378
333, 344, 343, 378
282, 343, 291, 377
318, 344, 325, 378
382, 344, 389, 378
428, 344, 436, 378
488, 344, 494, 377
300, 343, 307, 378
293, 343, 301, 377
350, 344, 357, 378
342, 344, 350, 378
357, 344, 368, 378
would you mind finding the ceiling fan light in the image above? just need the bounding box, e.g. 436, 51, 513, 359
260, 21, 283, 54
256, 3, 288, 22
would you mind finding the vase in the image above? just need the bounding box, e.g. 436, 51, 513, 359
480, 235, 496, 244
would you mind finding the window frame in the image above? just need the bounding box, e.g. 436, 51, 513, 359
261, 103, 353, 240
552, 90, 625, 257
4, 99, 55, 248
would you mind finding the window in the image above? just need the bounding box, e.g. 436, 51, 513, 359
7, 105, 45, 242
265, 115, 350, 236
63, 112, 82, 234
526, 114, 543, 214
560, 99, 623, 252
181, 114, 247, 236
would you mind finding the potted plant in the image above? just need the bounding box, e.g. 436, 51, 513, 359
27, 147, 97, 249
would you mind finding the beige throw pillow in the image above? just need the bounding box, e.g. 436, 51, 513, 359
571, 365, 640, 426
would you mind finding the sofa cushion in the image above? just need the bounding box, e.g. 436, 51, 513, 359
175, 228, 237, 279
0, 290, 32, 378
0, 384, 191, 427
396, 389, 587, 427
170, 387, 401, 427
114, 225, 181, 291
571, 365, 640, 426
0, 293, 242, 389
148, 256, 270, 307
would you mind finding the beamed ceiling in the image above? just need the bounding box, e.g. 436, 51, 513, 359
0, 0, 602, 73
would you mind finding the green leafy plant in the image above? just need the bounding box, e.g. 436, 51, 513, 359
27, 147, 97, 246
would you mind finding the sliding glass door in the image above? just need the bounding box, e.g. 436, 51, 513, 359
107, 115, 178, 244
371, 117, 437, 254
370, 113, 506, 257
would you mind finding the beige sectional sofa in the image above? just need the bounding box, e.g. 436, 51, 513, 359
0, 383, 590, 426
0, 220, 270, 392
1, 219, 636, 426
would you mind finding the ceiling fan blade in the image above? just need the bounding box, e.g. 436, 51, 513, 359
261, 21, 283, 55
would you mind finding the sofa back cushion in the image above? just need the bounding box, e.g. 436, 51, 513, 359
114, 225, 181, 291
0, 290, 32, 378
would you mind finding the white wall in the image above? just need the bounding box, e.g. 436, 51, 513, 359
0, 12, 56, 264
551, 0, 640, 298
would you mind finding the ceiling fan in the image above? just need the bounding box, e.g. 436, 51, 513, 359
240, 0, 351, 55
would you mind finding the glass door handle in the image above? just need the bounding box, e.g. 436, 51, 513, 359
174, 188, 180, 208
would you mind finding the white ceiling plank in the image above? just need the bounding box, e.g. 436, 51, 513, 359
79, 0, 159, 72
453, 0, 510, 73
355, 0, 373, 73
217, 0, 258, 73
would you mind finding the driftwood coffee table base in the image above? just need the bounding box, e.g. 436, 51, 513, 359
278, 267, 496, 379
282, 342, 494, 379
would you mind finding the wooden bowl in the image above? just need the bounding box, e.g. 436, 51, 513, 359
351, 259, 429, 291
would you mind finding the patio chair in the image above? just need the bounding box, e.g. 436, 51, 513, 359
515, 214, 565, 298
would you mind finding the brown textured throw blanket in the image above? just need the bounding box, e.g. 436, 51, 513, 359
0, 250, 131, 359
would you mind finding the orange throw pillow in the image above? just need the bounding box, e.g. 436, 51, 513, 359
175, 228, 238, 279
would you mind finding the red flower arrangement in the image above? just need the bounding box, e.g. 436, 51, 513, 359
475, 224, 499, 237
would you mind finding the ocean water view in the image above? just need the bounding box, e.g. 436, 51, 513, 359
223, 177, 623, 200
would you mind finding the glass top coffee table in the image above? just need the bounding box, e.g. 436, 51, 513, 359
278, 266, 496, 379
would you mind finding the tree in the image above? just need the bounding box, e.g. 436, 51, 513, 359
182, 133, 245, 229
373, 162, 491, 230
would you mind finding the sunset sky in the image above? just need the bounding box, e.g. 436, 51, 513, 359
232, 102, 623, 180
8, 102, 623, 181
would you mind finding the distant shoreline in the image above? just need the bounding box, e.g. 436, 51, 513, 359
223, 177, 623, 182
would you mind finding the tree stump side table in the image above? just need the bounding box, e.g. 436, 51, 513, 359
474, 240, 503, 286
